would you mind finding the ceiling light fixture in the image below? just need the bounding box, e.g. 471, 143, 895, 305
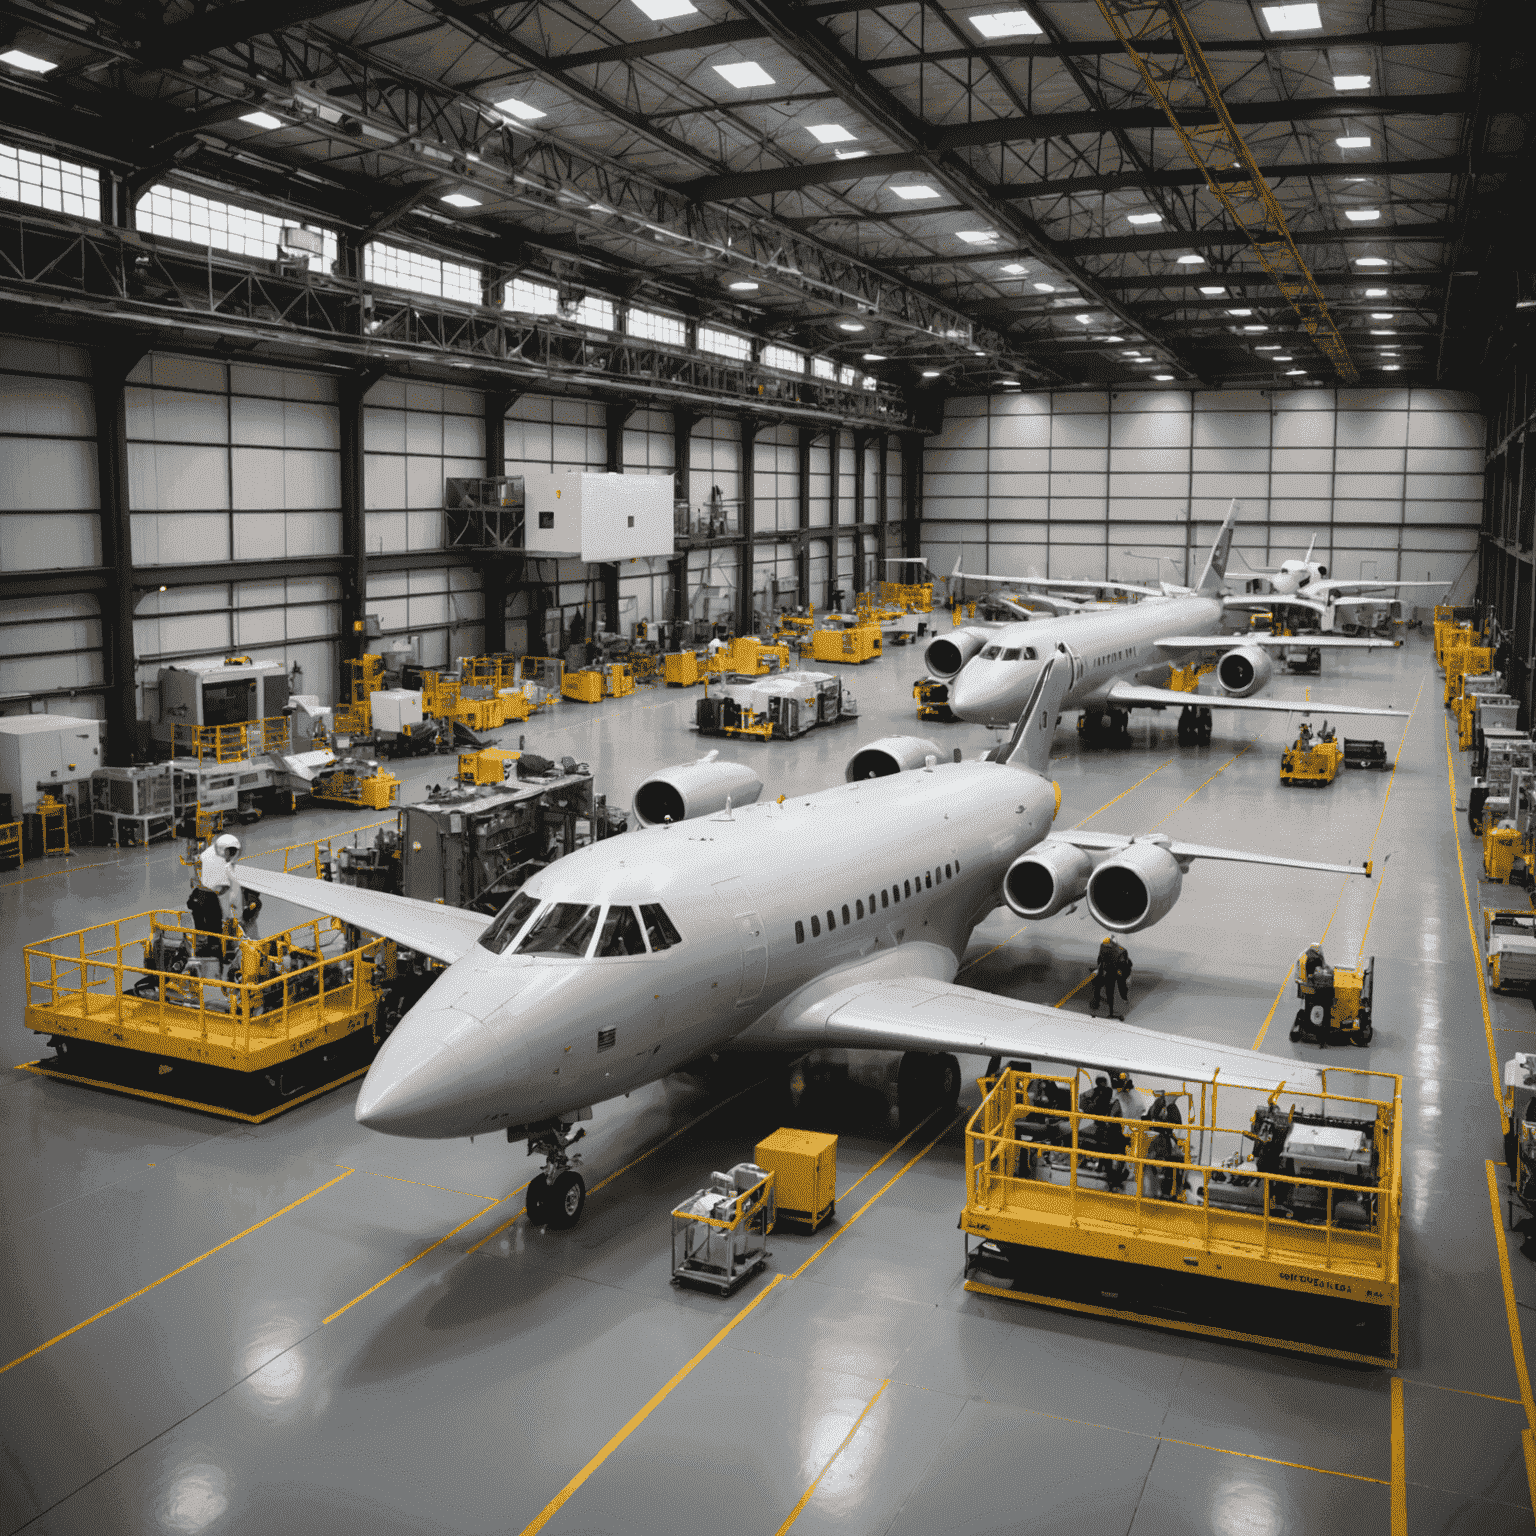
1336, 135, 1372, 149
892, 184, 942, 200
956, 230, 999, 243
729, 280, 759, 291
1243, 324, 1269, 332
495, 97, 547, 121
863, 353, 886, 361
441, 192, 481, 208
1286, 369, 1307, 375
1176, 254, 1205, 264
1075, 314, 1093, 324
833, 149, 869, 160
1033, 282, 1055, 292
1261, 3, 1322, 30
1355, 257, 1389, 267
1273, 355, 1293, 361
632, 0, 697, 18
1345, 209, 1381, 222
1370, 329, 1396, 335
0, 48, 56, 73
970, 11, 1044, 39
1200, 286, 1227, 296
1000, 263, 1028, 275
1255, 345, 1282, 351
921, 369, 942, 378
713, 61, 775, 88
838, 320, 865, 331
806, 123, 855, 143
1371, 311, 1395, 320
1153, 374, 1175, 381
1382, 364, 1401, 371
1333, 74, 1371, 90
239, 111, 285, 130
1227, 308, 1253, 317
1126, 212, 1163, 225
1104, 336, 1123, 343
1365, 287, 1389, 297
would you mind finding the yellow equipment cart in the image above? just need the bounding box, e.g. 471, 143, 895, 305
1280, 721, 1342, 786
1290, 950, 1375, 1046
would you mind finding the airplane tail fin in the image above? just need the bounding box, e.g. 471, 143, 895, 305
1196, 499, 1240, 595
989, 648, 1072, 775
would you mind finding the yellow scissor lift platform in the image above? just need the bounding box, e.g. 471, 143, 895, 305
960, 1065, 1401, 1366
21, 910, 394, 1123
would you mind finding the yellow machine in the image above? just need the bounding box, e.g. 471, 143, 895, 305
37, 794, 70, 856
855, 590, 903, 625
772, 606, 815, 642
664, 651, 703, 687
313, 766, 400, 810
1280, 721, 1342, 786
1290, 948, 1375, 1046
333, 654, 385, 736
951, 599, 977, 625
914, 677, 955, 722
0, 817, 22, 869
810, 624, 882, 664
456, 747, 521, 786
561, 669, 604, 704
1444, 645, 1492, 707
754, 1127, 837, 1233
21, 911, 393, 1122
1168, 659, 1216, 692
960, 1065, 1401, 1366
880, 580, 932, 613
713, 636, 790, 676
1484, 822, 1527, 883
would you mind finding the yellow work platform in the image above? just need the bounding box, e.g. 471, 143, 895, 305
22, 911, 393, 1121
960, 1066, 1401, 1366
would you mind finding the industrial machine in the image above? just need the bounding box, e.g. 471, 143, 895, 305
809, 623, 882, 665
561, 662, 634, 704
1280, 721, 1342, 786
1290, 947, 1375, 1047
664, 651, 704, 687
1503, 1054, 1536, 1228
0, 714, 103, 849
914, 677, 956, 723
670, 1162, 775, 1295
1486, 910, 1536, 993
153, 657, 290, 749
90, 764, 175, 847
695, 671, 854, 742
1342, 738, 1388, 771
754, 1128, 836, 1233
961, 1064, 1401, 1365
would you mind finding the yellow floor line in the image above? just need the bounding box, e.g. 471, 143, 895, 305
518, 1110, 956, 1535
1390, 1376, 1406, 1534
1071, 756, 1174, 828
1404, 1378, 1521, 1406
345, 1166, 498, 1202
836, 1115, 931, 1203
1484, 1159, 1536, 1524
957, 924, 1026, 975
774, 1378, 891, 1534
0, 1168, 354, 1377
1150, 731, 1265, 829
1449, 725, 1507, 1114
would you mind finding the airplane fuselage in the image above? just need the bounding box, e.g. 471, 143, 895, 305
944, 594, 1226, 724
355, 760, 1059, 1140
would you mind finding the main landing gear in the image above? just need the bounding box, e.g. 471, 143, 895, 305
519, 1118, 588, 1229
1176, 705, 1213, 746
1077, 709, 1131, 748
898, 1050, 962, 1128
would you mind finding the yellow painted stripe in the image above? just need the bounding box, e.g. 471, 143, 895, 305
1390, 1376, 1406, 1535
1450, 733, 1507, 1114
1072, 756, 1174, 828
775, 1377, 891, 1534
460, 1181, 535, 1258
0, 1167, 353, 1377
1403, 1378, 1521, 1406
518, 1272, 786, 1536
836, 1116, 930, 1203
1056, 973, 1093, 1008
1250, 970, 1293, 1052
957, 922, 1027, 975
1151, 731, 1265, 830
1485, 1160, 1536, 1429
347, 1167, 498, 1202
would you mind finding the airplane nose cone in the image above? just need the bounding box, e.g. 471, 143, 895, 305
950, 666, 1022, 725
356, 1007, 509, 1138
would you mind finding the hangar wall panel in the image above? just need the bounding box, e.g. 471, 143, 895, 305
924, 388, 1482, 599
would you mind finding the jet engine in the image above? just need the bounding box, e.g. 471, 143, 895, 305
1216, 643, 1274, 697
1002, 842, 1093, 920
924, 630, 986, 680
845, 735, 946, 780
1085, 840, 1184, 933
632, 751, 763, 826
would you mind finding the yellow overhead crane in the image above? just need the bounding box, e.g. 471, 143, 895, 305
1093, 0, 1355, 382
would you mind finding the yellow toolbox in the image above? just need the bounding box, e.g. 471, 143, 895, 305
663, 651, 702, 687
754, 1127, 837, 1232
562, 668, 605, 704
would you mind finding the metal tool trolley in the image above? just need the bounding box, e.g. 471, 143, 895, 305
670, 1163, 775, 1295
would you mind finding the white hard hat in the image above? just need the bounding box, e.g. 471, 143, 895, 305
214, 833, 242, 856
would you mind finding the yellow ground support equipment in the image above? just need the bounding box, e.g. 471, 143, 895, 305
855, 590, 903, 625
1168, 659, 1216, 692
21, 911, 393, 1122
1289, 950, 1375, 1046
561, 669, 603, 703
38, 794, 70, 856
1280, 721, 1342, 786
0, 817, 21, 869
961, 1065, 1401, 1365
1444, 645, 1493, 707
1485, 909, 1536, 994
670, 1163, 775, 1296
313, 766, 400, 810
1484, 821, 1528, 884
772, 606, 815, 642
456, 747, 521, 786
880, 580, 932, 613
754, 1127, 836, 1232
951, 599, 977, 625
334, 654, 385, 736
810, 624, 882, 664
664, 651, 704, 687
914, 677, 955, 723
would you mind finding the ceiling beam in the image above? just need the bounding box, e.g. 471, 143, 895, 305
137, 1, 370, 65
679, 93, 1473, 202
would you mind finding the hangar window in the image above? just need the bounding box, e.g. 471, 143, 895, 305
138, 182, 338, 271
478, 890, 540, 954
763, 343, 805, 374
365, 237, 479, 303
628, 306, 687, 347
595, 905, 647, 957
574, 294, 615, 330
811, 915, 821, 937
700, 324, 752, 361
640, 904, 683, 951
2, 141, 100, 221
842, 904, 851, 925
506, 276, 559, 315
795, 920, 805, 944
516, 902, 601, 958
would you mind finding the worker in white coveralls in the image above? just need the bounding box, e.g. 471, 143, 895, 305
199, 832, 260, 938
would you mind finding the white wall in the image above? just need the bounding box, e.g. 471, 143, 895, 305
923, 387, 1483, 598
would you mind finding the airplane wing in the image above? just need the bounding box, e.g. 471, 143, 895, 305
1222, 595, 1331, 619
1153, 634, 1399, 653
952, 562, 1162, 600
762, 974, 1324, 1094
1314, 579, 1446, 599
1105, 679, 1406, 718
1049, 830, 1370, 877
236, 864, 492, 963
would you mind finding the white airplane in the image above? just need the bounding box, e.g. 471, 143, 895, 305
238, 654, 1366, 1231
1225, 535, 1447, 631
948, 561, 1164, 617
930, 503, 1404, 735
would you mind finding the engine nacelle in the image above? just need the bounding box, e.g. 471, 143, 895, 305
845, 735, 946, 781
924, 629, 986, 680
1003, 842, 1093, 920
632, 751, 763, 826
1216, 643, 1274, 697
1086, 840, 1184, 933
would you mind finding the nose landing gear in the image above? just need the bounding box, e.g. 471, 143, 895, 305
1176, 705, 1213, 746
520, 1119, 588, 1229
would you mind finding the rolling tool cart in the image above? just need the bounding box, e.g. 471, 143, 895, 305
1290, 946, 1374, 1047
671, 1163, 774, 1295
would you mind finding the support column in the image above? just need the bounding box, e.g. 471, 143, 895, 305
901, 432, 923, 560
602, 400, 635, 633
339, 371, 373, 682
670, 409, 698, 634
739, 418, 758, 634
796, 427, 812, 610
852, 429, 869, 596
482, 390, 510, 655
93, 346, 145, 763
828, 426, 840, 611
876, 431, 890, 587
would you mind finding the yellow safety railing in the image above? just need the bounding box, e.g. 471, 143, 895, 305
965, 1067, 1400, 1279
171, 715, 292, 763
25, 911, 385, 1056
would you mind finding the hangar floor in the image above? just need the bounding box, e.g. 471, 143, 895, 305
2, 631, 1532, 1535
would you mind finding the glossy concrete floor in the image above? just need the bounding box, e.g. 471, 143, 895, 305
2, 630, 1533, 1536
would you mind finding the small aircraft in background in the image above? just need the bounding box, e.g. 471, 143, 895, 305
1224, 535, 1448, 631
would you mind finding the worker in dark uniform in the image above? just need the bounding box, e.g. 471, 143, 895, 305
1090, 935, 1133, 1018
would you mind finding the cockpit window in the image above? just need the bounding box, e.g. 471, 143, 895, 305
596, 905, 647, 957
478, 891, 539, 954
981, 645, 1002, 659
1023, 647, 1037, 660
1001, 648, 1021, 661
515, 902, 601, 958
640, 903, 682, 951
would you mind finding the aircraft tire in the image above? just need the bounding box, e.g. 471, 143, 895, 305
546, 1171, 586, 1229
525, 1174, 551, 1225
897, 1051, 962, 1125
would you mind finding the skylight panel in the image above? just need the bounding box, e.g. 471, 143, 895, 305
806, 124, 855, 144
1261, 4, 1321, 31
495, 97, 547, 121
729, 280, 759, 291
1000, 263, 1028, 275
714, 61, 775, 88
1033, 282, 1055, 292
632, 0, 697, 17
239, 111, 285, 131
1345, 209, 1380, 222
1355, 257, 1389, 267
1333, 74, 1371, 90
892, 185, 941, 200
1200, 286, 1226, 295
442, 192, 481, 209
956, 230, 998, 243
0, 48, 56, 74
1126, 212, 1162, 225
970, 11, 1043, 38
1336, 135, 1372, 149
1176, 254, 1204, 264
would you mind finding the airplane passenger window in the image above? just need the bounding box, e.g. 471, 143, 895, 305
981, 645, 1002, 659
478, 890, 540, 954
811, 915, 821, 937
827, 909, 837, 931
856, 899, 864, 919
515, 902, 602, 958
640, 903, 683, 951
891, 885, 899, 903
595, 905, 647, 957
881, 890, 889, 909
1001, 648, 1021, 661
954, 859, 960, 872
945, 863, 952, 878
903, 880, 911, 897
795, 921, 805, 944
842, 904, 851, 926
925, 873, 932, 889
869, 893, 876, 913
